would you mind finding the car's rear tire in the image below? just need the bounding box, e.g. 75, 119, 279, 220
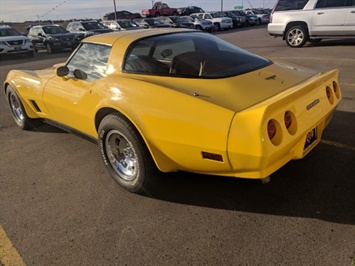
155, 12, 160, 17
286, 25, 308, 48
98, 113, 157, 194
6, 85, 41, 130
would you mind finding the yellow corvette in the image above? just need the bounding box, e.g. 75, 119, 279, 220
4, 29, 341, 193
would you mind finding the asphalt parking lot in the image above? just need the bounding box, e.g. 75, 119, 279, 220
0, 25, 354, 265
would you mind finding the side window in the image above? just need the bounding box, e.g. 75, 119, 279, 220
123, 35, 196, 75
274, 0, 309, 10
66, 43, 111, 82
316, 0, 346, 7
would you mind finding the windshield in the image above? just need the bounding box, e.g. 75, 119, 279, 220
178, 16, 194, 22
211, 12, 226, 18
42, 26, 68, 34
124, 32, 271, 78
118, 20, 139, 28
0, 27, 21, 36
82, 22, 107, 30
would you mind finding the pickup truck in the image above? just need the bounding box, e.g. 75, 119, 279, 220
190, 12, 233, 31
142, 2, 178, 17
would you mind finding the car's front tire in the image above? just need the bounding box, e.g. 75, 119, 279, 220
98, 114, 157, 193
46, 43, 54, 54
286, 25, 308, 48
6, 85, 41, 130
213, 23, 220, 31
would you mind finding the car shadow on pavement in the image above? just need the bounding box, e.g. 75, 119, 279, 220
143, 110, 355, 226
305, 38, 355, 47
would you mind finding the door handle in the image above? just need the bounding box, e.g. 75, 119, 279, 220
317, 12, 324, 15
350, 10, 355, 13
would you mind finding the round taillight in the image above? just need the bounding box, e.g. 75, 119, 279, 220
326, 86, 334, 104
284, 111, 292, 129
268, 120, 276, 140
326, 86, 331, 99
333, 81, 340, 99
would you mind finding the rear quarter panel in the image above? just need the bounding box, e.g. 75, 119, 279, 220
101, 74, 235, 173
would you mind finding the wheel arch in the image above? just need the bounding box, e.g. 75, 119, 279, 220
283, 21, 309, 40
4, 82, 39, 118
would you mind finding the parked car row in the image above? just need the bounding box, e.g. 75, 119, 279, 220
0, 6, 270, 58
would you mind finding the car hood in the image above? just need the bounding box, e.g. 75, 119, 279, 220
126, 61, 320, 112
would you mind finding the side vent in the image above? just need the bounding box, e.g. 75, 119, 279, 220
30, 100, 41, 112
202, 152, 223, 162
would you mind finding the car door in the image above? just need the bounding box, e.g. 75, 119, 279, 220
344, 0, 355, 34
42, 43, 112, 135
311, 0, 348, 35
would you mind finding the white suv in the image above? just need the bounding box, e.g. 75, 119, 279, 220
190, 12, 233, 31
268, 0, 355, 47
0, 25, 35, 57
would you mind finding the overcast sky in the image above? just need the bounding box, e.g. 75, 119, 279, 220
0, 0, 276, 22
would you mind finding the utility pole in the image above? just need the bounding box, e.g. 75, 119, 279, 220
221, 0, 223, 11
113, 0, 117, 20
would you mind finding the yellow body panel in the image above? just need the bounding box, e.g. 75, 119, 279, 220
4, 29, 342, 178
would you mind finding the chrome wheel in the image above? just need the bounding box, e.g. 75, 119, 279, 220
286, 26, 308, 47
9, 92, 24, 123
105, 129, 138, 181
99, 114, 157, 193
6, 85, 41, 130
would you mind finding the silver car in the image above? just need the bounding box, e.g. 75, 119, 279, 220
184, 15, 213, 31
0, 25, 34, 58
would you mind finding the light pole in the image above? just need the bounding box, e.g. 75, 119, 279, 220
221, 0, 223, 11
113, 0, 117, 20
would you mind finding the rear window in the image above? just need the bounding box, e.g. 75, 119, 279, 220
274, 0, 309, 10
123, 32, 271, 78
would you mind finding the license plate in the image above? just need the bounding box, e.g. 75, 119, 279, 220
304, 128, 317, 150
14, 46, 22, 50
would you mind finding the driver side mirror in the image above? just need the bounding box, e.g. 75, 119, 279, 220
56, 66, 69, 77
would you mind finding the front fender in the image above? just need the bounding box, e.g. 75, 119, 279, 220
4, 70, 50, 119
